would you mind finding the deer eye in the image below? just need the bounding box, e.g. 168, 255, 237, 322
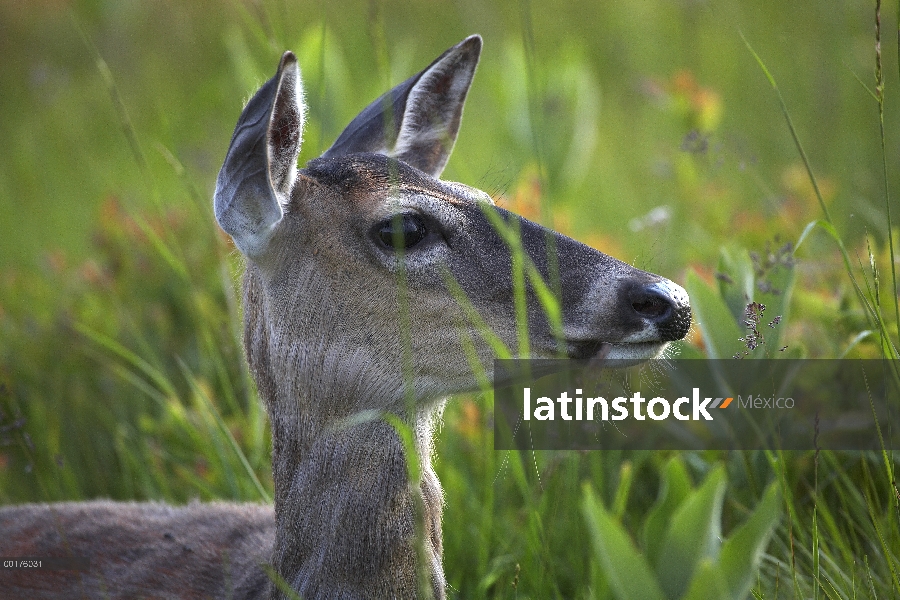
375, 214, 429, 250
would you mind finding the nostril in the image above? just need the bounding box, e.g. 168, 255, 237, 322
631, 292, 673, 321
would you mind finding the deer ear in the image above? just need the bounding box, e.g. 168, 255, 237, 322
214, 51, 305, 257
322, 35, 481, 177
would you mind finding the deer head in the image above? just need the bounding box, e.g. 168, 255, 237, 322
215, 36, 689, 415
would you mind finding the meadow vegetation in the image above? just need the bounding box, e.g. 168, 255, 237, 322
0, 0, 898, 597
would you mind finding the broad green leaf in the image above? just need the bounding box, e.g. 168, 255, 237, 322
582, 484, 666, 600
655, 466, 727, 599
796, 219, 842, 252
715, 244, 795, 357
643, 456, 693, 564
680, 558, 732, 600
719, 482, 781, 599
718, 246, 755, 323
611, 460, 633, 519
685, 269, 745, 359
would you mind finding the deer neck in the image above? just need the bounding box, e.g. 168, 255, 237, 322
243, 267, 447, 598
265, 392, 446, 600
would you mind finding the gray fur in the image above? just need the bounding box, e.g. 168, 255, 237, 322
0, 36, 690, 599
0, 501, 272, 599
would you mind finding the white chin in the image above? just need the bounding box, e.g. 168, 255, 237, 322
594, 342, 668, 366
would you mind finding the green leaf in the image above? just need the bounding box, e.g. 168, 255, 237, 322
582, 483, 666, 600
719, 482, 781, 599
751, 247, 795, 356
643, 457, 693, 564
714, 243, 796, 356
796, 219, 843, 252
718, 246, 755, 323
680, 558, 732, 600
655, 466, 727, 599
611, 460, 634, 519
685, 270, 745, 359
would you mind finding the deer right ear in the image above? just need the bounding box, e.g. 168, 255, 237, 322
214, 51, 306, 257
321, 35, 481, 177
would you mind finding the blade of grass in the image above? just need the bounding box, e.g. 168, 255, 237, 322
875, 0, 900, 351
582, 483, 667, 600
176, 358, 270, 503
765, 448, 806, 598
442, 267, 512, 360
383, 413, 434, 600
480, 205, 565, 353
796, 220, 898, 360
75, 322, 179, 400
71, 13, 147, 177
740, 33, 830, 223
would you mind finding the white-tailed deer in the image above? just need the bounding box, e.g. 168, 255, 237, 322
0, 36, 690, 599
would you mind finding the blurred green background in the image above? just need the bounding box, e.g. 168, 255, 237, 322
1, 0, 898, 598
2, 0, 894, 270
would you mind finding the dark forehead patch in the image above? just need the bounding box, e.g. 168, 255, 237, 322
303, 153, 462, 204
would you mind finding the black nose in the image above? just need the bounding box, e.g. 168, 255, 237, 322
628, 280, 692, 341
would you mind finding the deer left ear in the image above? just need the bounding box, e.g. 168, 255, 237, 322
214, 51, 305, 257
322, 35, 482, 177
